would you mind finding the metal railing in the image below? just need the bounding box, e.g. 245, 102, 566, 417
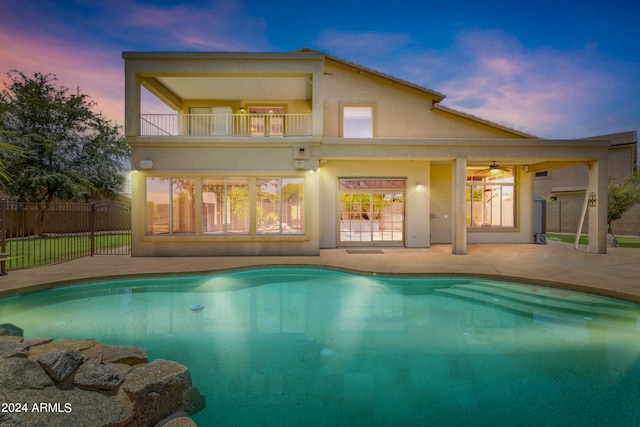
0, 200, 131, 273
140, 113, 313, 137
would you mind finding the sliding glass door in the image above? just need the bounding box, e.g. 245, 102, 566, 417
338, 179, 404, 246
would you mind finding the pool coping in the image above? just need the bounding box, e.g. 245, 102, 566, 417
2, 243, 640, 304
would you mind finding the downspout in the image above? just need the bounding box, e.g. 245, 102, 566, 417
575, 190, 589, 250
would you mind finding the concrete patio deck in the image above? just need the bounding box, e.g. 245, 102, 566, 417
2, 242, 640, 303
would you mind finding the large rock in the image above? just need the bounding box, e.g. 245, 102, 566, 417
0, 339, 30, 359
37, 348, 84, 383
102, 344, 148, 366
0, 358, 53, 390
0, 323, 24, 337
122, 359, 205, 426
74, 361, 130, 391
29, 338, 103, 362
5, 387, 134, 427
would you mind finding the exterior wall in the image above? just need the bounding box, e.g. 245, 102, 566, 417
429, 164, 453, 243
322, 61, 525, 139
318, 160, 430, 248
130, 143, 320, 256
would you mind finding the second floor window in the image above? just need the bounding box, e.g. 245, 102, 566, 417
343, 106, 373, 138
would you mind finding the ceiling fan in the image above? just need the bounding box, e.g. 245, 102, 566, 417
476, 161, 512, 176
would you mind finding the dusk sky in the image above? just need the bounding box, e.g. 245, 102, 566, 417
1, 0, 639, 139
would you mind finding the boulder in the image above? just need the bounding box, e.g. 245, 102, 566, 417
0, 323, 24, 337
122, 359, 205, 426
0, 339, 30, 359
102, 344, 148, 366
7, 387, 134, 427
37, 349, 84, 383
0, 357, 53, 390
29, 338, 103, 362
74, 361, 129, 391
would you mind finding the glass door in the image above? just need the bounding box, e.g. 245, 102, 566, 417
338, 179, 404, 246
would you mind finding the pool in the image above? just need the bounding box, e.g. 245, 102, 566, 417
1, 266, 640, 426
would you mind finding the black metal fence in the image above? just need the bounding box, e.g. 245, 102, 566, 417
0, 200, 131, 273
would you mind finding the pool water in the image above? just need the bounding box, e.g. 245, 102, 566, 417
1, 266, 640, 426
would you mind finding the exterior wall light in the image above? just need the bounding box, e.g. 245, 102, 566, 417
139, 160, 154, 169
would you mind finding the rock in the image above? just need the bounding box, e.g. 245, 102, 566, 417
74, 361, 128, 391
6, 387, 134, 427
29, 338, 103, 362
122, 359, 205, 426
37, 349, 84, 383
0, 323, 24, 337
0, 336, 204, 426
0, 340, 30, 359
0, 358, 53, 390
102, 344, 148, 366
162, 415, 198, 426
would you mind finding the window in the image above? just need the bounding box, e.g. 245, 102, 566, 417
202, 178, 250, 234
146, 176, 304, 236
466, 167, 515, 228
146, 177, 195, 234
257, 177, 305, 234
343, 106, 373, 138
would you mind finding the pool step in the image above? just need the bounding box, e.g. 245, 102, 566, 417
434, 283, 639, 326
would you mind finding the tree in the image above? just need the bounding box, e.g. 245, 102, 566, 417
608, 169, 640, 242
0, 71, 130, 233
0, 104, 25, 184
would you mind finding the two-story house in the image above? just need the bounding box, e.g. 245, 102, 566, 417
123, 48, 611, 256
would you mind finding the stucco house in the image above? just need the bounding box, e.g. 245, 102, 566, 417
123, 48, 611, 256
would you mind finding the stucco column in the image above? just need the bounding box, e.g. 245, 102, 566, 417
587, 159, 608, 254
124, 68, 140, 137
451, 158, 467, 255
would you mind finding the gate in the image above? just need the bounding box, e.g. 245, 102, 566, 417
91, 201, 131, 255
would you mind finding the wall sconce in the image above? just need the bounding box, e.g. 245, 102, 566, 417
239, 107, 246, 114
523, 165, 529, 172
588, 192, 597, 207
139, 160, 154, 170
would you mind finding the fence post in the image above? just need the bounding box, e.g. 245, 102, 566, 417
90, 202, 96, 257
1, 200, 6, 275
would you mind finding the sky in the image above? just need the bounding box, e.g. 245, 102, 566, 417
1, 0, 639, 139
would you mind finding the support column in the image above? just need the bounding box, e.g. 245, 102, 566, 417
587, 159, 608, 254
452, 158, 467, 255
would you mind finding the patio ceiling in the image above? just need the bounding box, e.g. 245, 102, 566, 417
154, 76, 312, 101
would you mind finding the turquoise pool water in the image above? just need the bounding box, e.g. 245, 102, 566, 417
1, 266, 640, 426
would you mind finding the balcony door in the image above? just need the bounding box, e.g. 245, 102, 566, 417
249, 106, 284, 136
338, 179, 405, 246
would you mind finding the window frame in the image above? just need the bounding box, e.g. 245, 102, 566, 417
466, 167, 516, 229
341, 103, 376, 138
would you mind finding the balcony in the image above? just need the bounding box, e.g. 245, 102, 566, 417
140, 114, 313, 137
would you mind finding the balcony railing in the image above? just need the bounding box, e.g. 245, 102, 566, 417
140, 114, 312, 137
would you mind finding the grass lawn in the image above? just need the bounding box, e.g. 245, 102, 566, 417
546, 233, 640, 248
3, 234, 130, 269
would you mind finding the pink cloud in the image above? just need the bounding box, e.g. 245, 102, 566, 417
0, 29, 125, 127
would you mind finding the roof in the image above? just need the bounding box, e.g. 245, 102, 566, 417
295, 47, 446, 102
296, 47, 538, 139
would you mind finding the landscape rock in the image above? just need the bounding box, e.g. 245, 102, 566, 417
0, 357, 53, 390
0, 339, 30, 359
37, 348, 84, 383
74, 361, 128, 391
122, 359, 205, 426
102, 344, 148, 366
29, 338, 103, 362
0, 335, 204, 426
0, 322, 24, 337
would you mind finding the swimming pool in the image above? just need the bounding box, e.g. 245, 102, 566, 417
1, 266, 639, 426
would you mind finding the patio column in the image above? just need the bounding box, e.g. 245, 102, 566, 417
587, 159, 608, 254
452, 158, 467, 255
